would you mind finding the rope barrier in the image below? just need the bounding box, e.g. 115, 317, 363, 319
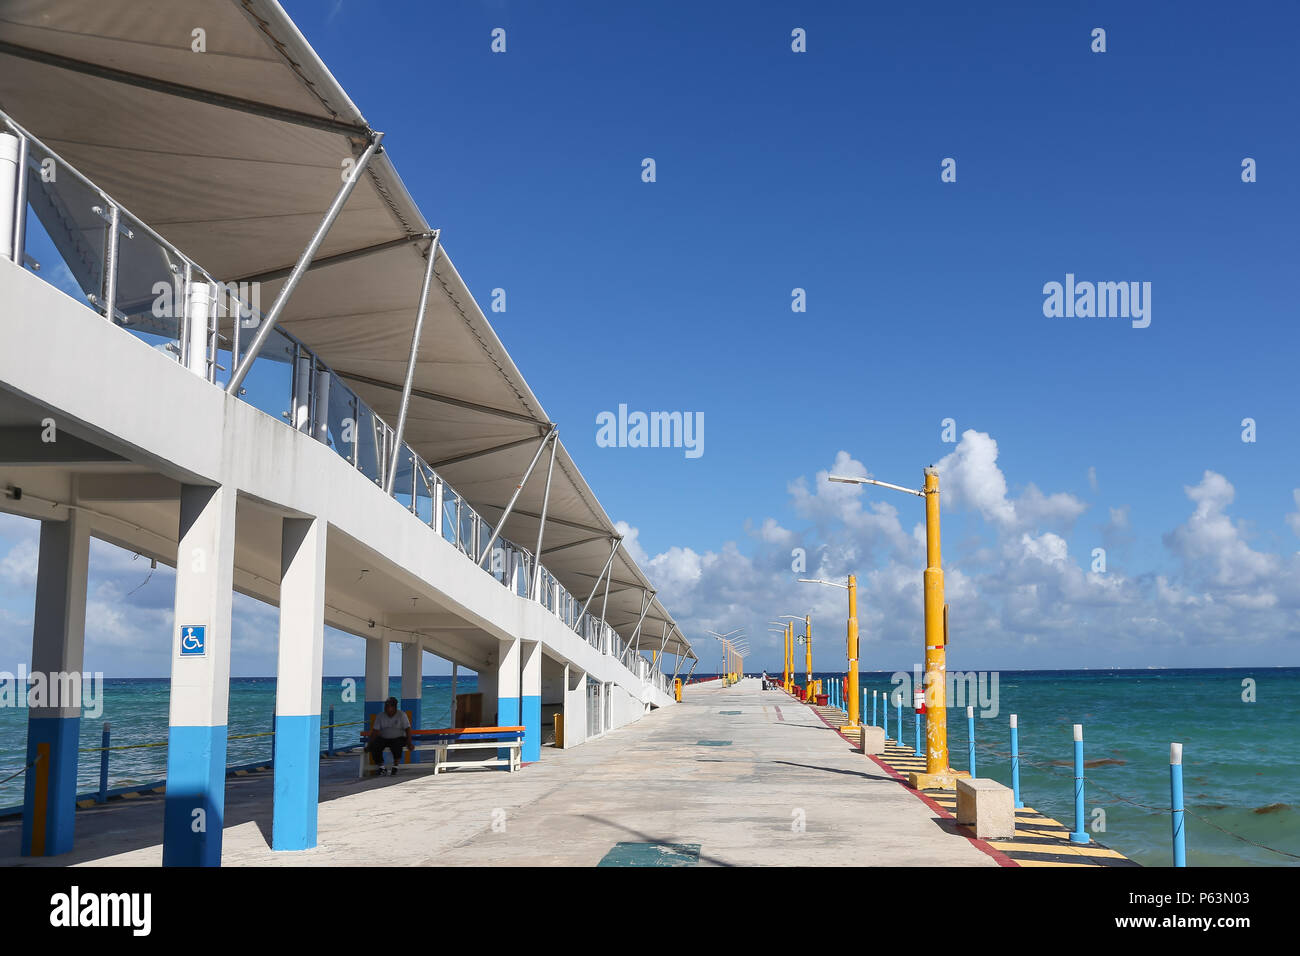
0, 755, 40, 787
77, 719, 367, 753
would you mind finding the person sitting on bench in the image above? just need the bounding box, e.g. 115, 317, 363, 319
367, 697, 412, 776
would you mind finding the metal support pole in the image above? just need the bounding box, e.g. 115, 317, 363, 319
846, 574, 860, 728
966, 705, 976, 775
804, 615, 812, 696
1070, 723, 1090, 844
102, 204, 120, 321
385, 230, 440, 494
598, 556, 613, 631
12, 134, 28, 264
626, 595, 655, 660
1170, 742, 1186, 867
922, 466, 950, 777
477, 425, 558, 567
97, 722, 110, 804
226, 133, 384, 394
530, 434, 558, 600
576, 539, 620, 622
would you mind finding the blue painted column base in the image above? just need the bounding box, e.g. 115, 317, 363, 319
21, 715, 80, 857
272, 714, 321, 851
498, 695, 519, 764
162, 724, 228, 867
521, 694, 541, 763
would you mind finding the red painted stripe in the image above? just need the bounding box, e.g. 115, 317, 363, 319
805, 704, 1018, 868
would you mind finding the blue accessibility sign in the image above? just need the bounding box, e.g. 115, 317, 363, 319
179, 625, 206, 657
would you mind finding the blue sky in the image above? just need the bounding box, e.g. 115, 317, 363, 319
2, 0, 1298, 676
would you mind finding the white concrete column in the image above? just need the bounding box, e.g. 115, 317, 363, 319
163, 484, 236, 867
364, 636, 390, 729
271, 516, 326, 851
562, 665, 587, 749
520, 640, 540, 761
400, 641, 422, 760
496, 638, 519, 728
21, 508, 90, 857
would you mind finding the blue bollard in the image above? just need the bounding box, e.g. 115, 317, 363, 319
97, 722, 110, 804
896, 694, 903, 745
1171, 742, 1186, 866
1069, 723, 1090, 844
328, 705, 335, 757
967, 706, 976, 777
872, 690, 878, 727
1010, 714, 1024, 808
915, 706, 922, 756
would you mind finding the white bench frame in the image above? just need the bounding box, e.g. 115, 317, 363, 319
431, 739, 522, 775
358, 736, 522, 777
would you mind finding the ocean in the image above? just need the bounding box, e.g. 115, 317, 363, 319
3, 667, 1296, 867
799, 667, 1300, 867
0, 675, 474, 811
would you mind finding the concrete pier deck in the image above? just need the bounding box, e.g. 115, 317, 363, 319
0, 679, 1003, 866
811, 699, 1136, 866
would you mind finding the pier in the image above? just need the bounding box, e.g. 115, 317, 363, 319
0, 678, 1137, 866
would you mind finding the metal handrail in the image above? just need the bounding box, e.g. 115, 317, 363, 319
3, 112, 640, 667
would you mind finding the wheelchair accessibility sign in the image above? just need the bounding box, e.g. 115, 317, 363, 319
179, 625, 206, 657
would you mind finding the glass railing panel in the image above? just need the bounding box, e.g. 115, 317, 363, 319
111, 210, 186, 360
390, 443, 415, 511
353, 402, 385, 487
441, 484, 461, 549
478, 519, 496, 575
459, 507, 475, 561
414, 462, 436, 527
230, 322, 295, 428
18, 138, 108, 315
324, 379, 360, 465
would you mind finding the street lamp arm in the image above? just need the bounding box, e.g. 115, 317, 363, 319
798, 577, 849, 590
828, 474, 925, 497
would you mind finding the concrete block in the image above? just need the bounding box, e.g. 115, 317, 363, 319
859, 724, 886, 755
956, 777, 1015, 839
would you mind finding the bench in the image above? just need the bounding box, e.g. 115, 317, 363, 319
358, 726, 525, 778
956, 777, 1015, 839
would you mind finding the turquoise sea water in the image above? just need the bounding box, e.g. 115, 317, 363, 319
795, 667, 1300, 867
3, 668, 1296, 868
0, 675, 475, 810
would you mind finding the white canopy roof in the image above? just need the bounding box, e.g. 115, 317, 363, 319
0, 0, 692, 660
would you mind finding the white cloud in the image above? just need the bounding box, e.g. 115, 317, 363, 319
936, 430, 1087, 532
1163, 471, 1278, 592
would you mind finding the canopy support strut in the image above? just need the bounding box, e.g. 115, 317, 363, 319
227, 132, 384, 395
385, 230, 440, 494
476, 425, 558, 568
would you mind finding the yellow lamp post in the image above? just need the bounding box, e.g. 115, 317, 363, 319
778, 614, 811, 699
798, 575, 860, 729
828, 467, 954, 789
708, 628, 745, 686
769, 621, 795, 692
